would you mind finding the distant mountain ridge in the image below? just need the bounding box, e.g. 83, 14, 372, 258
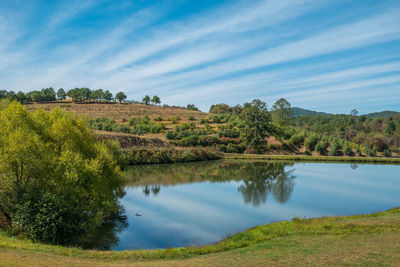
291, 107, 399, 118
291, 107, 330, 117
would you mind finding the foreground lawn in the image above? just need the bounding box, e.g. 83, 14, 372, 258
1, 208, 400, 266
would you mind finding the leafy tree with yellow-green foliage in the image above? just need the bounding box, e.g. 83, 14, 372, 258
0, 101, 126, 248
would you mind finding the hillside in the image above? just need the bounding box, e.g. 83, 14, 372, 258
26, 101, 208, 124
365, 111, 400, 119
292, 107, 400, 118
291, 107, 330, 117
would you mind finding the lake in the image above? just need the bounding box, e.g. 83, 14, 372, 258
113, 160, 400, 250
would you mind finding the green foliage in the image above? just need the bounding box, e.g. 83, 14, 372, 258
115, 92, 127, 103
26, 88, 56, 102
329, 143, 340, 156
272, 98, 293, 127
383, 149, 392, 157
292, 112, 400, 153
343, 143, 352, 156
56, 88, 66, 100
186, 104, 199, 111
210, 113, 231, 123
364, 147, 377, 157
121, 148, 220, 165
217, 127, 240, 138
304, 136, 319, 151
200, 118, 208, 124
151, 95, 161, 105
187, 115, 195, 121
209, 103, 231, 114
385, 118, 396, 135
239, 99, 272, 152
142, 95, 150, 105
289, 133, 305, 147
167, 116, 181, 124
315, 141, 328, 155
0, 102, 125, 246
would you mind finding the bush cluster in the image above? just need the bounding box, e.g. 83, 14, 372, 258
89, 116, 165, 135
121, 148, 220, 164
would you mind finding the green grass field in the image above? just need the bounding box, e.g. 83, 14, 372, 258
1, 207, 400, 266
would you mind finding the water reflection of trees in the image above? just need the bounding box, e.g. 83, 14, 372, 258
143, 185, 161, 196
80, 212, 128, 250
127, 160, 296, 206
237, 162, 295, 206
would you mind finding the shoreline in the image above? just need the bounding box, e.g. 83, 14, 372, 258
222, 153, 400, 164
1, 207, 399, 264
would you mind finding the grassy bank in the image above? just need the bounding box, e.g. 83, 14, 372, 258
224, 153, 400, 164
1, 208, 400, 266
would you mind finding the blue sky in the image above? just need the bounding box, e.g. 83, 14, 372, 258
0, 0, 399, 113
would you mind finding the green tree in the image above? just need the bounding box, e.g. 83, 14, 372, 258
186, 104, 199, 111
151, 95, 161, 105
350, 109, 359, 116
0, 101, 125, 247
115, 92, 127, 103
142, 95, 150, 105
6, 91, 16, 101
209, 103, 231, 114
385, 118, 396, 135
0, 90, 7, 99
103, 90, 113, 101
16, 91, 26, 103
56, 88, 66, 100
239, 99, 272, 152
272, 98, 293, 143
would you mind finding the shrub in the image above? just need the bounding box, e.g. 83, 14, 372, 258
165, 131, 177, 140
289, 133, 305, 147
329, 143, 340, 156
356, 144, 362, 155
304, 136, 319, 151
153, 116, 163, 121
200, 118, 208, 124
187, 115, 196, 121
121, 147, 220, 164
217, 128, 239, 138
180, 135, 199, 146
364, 147, 377, 157
198, 135, 219, 146
167, 116, 180, 124
118, 124, 131, 133
226, 143, 246, 153
129, 117, 142, 126
343, 143, 352, 156
383, 149, 392, 157
0, 102, 125, 247
315, 141, 328, 155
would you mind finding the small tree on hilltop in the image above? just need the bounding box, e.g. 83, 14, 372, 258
142, 95, 150, 105
115, 92, 127, 103
103, 90, 113, 101
151, 95, 161, 105
350, 109, 358, 116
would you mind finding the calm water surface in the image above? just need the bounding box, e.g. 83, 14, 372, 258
113, 160, 400, 250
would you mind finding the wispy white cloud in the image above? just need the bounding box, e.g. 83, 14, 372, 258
0, 0, 399, 112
